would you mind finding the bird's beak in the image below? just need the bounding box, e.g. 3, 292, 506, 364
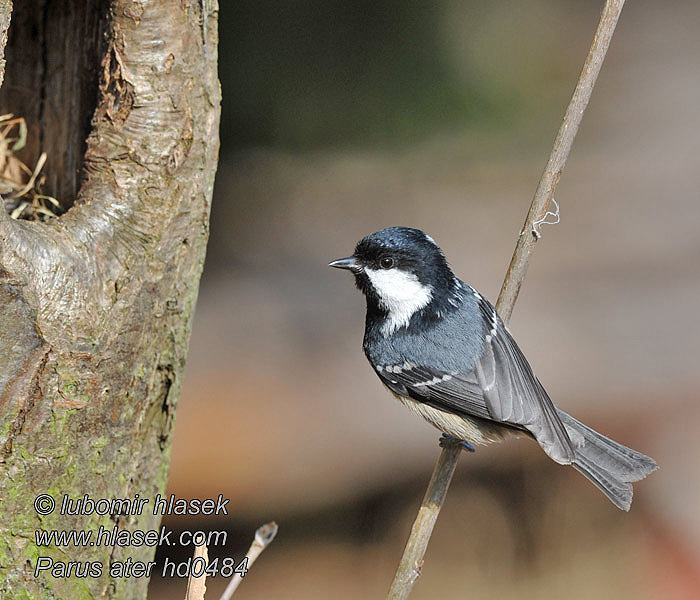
328, 256, 361, 273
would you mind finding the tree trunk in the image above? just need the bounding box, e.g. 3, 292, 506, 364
0, 1, 220, 598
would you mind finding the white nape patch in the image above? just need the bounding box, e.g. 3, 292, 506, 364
364, 267, 433, 336
423, 233, 438, 247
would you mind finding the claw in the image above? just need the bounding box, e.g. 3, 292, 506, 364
439, 433, 475, 452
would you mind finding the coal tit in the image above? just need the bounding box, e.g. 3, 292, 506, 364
330, 226, 657, 510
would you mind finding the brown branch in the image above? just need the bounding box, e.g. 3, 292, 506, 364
496, 0, 625, 322
386, 1, 626, 598
184, 543, 209, 600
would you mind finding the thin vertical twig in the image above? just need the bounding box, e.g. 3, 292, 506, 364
219, 522, 278, 600
387, 2, 626, 598
184, 543, 209, 600
496, 0, 626, 321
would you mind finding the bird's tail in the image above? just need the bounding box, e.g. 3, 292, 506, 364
556, 409, 658, 511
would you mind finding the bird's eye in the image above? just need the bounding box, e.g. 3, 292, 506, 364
380, 257, 394, 269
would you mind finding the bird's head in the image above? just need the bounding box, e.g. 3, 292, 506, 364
329, 227, 459, 334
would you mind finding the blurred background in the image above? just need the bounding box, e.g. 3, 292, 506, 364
150, 1, 700, 598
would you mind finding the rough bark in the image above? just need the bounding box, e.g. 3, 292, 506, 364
0, 1, 220, 598
0, 1, 9, 90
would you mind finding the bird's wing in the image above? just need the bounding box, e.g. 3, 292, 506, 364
473, 296, 575, 463
377, 362, 493, 421
377, 296, 575, 464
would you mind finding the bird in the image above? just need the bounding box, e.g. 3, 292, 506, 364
329, 226, 657, 511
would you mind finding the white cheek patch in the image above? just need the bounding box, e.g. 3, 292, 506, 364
364, 267, 433, 335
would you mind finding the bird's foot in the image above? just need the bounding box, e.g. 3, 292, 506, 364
439, 433, 475, 452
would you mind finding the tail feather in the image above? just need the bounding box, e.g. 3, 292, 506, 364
556, 409, 658, 511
